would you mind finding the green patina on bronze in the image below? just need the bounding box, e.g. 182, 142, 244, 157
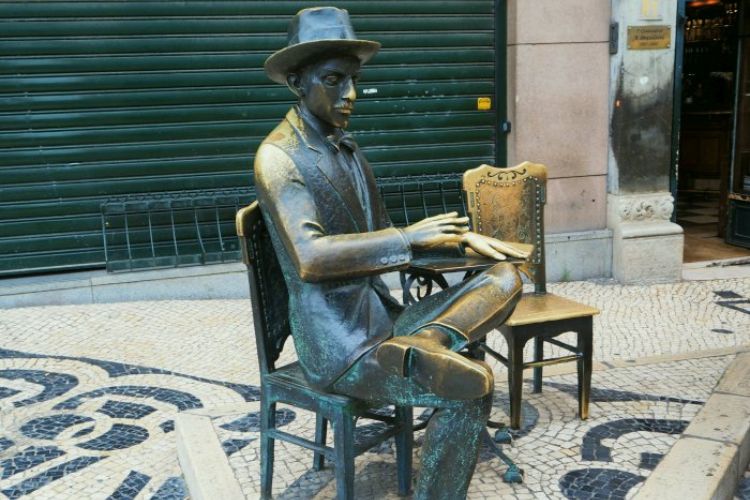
248, 7, 528, 498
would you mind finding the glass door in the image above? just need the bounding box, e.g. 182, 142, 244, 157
728, 0, 750, 247
676, 0, 750, 262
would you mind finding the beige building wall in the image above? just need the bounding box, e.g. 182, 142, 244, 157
506, 0, 613, 280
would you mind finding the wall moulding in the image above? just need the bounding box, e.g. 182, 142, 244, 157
608, 192, 675, 224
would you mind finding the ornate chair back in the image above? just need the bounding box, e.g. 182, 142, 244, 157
236, 201, 414, 497
463, 162, 548, 293
464, 163, 597, 430
236, 201, 291, 376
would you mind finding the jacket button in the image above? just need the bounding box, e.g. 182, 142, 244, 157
398, 254, 407, 262
380, 257, 389, 265
389, 255, 398, 264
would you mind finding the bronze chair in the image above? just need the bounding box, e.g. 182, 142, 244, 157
236, 201, 413, 500
463, 162, 599, 429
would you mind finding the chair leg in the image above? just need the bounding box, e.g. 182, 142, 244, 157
533, 336, 544, 394
333, 411, 355, 500
260, 399, 276, 499
395, 406, 413, 496
313, 412, 328, 471
577, 320, 594, 420
507, 335, 526, 429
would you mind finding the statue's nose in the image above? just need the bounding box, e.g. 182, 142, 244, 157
343, 79, 356, 102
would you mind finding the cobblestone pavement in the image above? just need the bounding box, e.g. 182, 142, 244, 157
0, 277, 749, 499
216, 355, 731, 499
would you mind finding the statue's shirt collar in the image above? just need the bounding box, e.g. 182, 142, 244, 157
294, 105, 354, 154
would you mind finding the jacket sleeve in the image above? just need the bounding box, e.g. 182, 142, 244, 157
357, 149, 465, 258
254, 143, 413, 283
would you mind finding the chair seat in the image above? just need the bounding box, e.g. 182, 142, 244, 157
505, 293, 599, 327
266, 362, 359, 407
265, 362, 406, 456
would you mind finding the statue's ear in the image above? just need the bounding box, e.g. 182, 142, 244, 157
286, 73, 302, 98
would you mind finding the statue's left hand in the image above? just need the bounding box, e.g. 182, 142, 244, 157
461, 232, 531, 261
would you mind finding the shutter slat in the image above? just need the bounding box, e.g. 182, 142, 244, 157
0, 81, 494, 112
0, 1, 499, 275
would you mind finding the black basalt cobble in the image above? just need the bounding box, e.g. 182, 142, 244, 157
581, 419, 688, 462
220, 408, 295, 433
1, 456, 103, 499
559, 468, 645, 500
353, 422, 390, 448
716, 299, 750, 315
72, 426, 95, 438
77, 423, 149, 451
55, 385, 202, 412
20, 414, 94, 440
107, 470, 150, 500
151, 476, 188, 499
0, 438, 14, 453
160, 420, 175, 433
98, 400, 157, 419
0, 446, 66, 479
222, 438, 254, 456
0, 385, 20, 400
544, 382, 704, 405
714, 290, 743, 299
0, 369, 78, 407
638, 452, 663, 470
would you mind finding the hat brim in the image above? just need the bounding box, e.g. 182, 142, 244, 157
264, 39, 381, 85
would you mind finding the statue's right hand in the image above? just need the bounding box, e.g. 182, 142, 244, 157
401, 212, 470, 250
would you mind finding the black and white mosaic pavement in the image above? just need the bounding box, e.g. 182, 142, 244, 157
0, 346, 258, 498
214, 356, 730, 499
1, 278, 748, 498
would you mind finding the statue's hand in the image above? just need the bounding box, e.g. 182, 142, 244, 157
461, 232, 532, 261
402, 212, 470, 250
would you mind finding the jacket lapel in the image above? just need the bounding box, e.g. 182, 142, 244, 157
355, 147, 382, 231
286, 109, 367, 232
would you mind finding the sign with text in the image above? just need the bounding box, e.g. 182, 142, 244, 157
627, 25, 671, 50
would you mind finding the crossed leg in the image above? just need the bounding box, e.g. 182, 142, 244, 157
332, 345, 493, 500
331, 262, 522, 499
377, 262, 523, 400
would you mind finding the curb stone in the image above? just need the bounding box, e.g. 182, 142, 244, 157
635, 350, 750, 500
176, 412, 245, 500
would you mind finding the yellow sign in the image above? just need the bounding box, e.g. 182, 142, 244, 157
627, 25, 671, 50
640, 0, 661, 20
477, 97, 492, 111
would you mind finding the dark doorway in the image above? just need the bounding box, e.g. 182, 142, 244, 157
675, 0, 750, 262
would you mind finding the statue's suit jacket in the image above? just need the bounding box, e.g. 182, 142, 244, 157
254, 107, 414, 390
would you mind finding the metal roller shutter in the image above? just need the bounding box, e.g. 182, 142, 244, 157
0, 1, 505, 276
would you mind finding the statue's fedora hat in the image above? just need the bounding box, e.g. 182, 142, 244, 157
264, 7, 380, 85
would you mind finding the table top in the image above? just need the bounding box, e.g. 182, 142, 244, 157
407, 254, 525, 274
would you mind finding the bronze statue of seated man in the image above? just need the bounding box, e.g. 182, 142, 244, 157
254, 7, 528, 499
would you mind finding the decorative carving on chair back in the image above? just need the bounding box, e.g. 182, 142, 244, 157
463, 162, 547, 287
237, 202, 292, 373
250, 217, 292, 367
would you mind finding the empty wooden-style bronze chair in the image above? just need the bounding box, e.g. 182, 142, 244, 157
236, 201, 413, 500
463, 162, 599, 429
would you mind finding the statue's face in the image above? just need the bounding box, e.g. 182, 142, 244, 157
297, 55, 361, 129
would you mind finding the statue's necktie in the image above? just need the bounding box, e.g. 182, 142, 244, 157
327, 133, 371, 228
326, 132, 356, 153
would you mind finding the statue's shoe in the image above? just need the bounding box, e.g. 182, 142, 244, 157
375, 334, 493, 400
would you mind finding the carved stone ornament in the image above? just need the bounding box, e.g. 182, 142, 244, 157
614, 193, 674, 223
